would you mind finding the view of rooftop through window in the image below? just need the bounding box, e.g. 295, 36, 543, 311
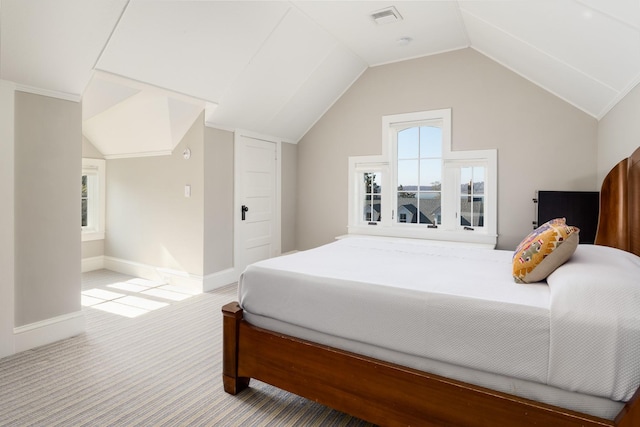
397, 125, 442, 225
460, 166, 485, 227
363, 172, 381, 222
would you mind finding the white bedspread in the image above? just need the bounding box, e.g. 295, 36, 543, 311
547, 244, 640, 401
238, 236, 640, 402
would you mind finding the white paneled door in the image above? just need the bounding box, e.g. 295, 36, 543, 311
235, 134, 279, 274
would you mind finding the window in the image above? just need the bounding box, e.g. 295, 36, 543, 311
395, 122, 442, 226
348, 156, 388, 229
348, 109, 497, 247
363, 172, 382, 223
459, 165, 485, 228
82, 158, 106, 241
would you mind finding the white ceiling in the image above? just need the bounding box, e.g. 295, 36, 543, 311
1, 1, 639, 157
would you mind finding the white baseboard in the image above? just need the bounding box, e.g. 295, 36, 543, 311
103, 256, 204, 292
91, 256, 234, 292
14, 311, 85, 353
81, 255, 105, 272
203, 268, 239, 292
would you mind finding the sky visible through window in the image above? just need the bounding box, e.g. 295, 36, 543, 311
397, 126, 442, 190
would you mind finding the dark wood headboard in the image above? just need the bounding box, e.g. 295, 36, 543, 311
595, 146, 640, 256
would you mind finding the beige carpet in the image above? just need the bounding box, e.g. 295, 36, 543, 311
0, 269, 374, 426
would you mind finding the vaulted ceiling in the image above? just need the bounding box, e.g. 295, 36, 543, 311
1, 1, 639, 157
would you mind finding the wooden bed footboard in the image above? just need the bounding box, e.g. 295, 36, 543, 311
222, 302, 640, 427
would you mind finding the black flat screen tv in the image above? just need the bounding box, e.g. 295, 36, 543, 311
536, 191, 600, 244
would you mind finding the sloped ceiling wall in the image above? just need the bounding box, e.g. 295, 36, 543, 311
1, 1, 639, 157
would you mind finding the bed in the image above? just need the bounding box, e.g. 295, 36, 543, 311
222, 147, 640, 427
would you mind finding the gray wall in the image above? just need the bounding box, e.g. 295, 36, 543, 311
204, 127, 234, 275
14, 91, 82, 327
598, 82, 640, 185
105, 114, 204, 276
296, 48, 598, 251
281, 142, 298, 253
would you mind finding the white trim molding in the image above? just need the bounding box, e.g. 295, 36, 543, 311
103, 256, 204, 293
13, 311, 85, 353
0, 80, 16, 359
14, 84, 81, 103
203, 268, 239, 292
82, 256, 105, 273
103, 150, 173, 160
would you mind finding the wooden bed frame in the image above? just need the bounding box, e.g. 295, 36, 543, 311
222, 147, 640, 427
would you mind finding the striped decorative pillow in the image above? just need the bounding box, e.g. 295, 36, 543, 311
513, 218, 579, 283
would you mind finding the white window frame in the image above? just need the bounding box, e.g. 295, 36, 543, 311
348, 156, 389, 234
348, 109, 497, 247
443, 158, 493, 232
443, 158, 492, 232
82, 158, 106, 242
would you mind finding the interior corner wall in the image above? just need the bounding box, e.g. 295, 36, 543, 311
203, 127, 234, 276
597, 81, 640, 186
82, 136, 104, 160
14, 91, 82, 327
281, 142, 298, 253
104, 113, 204, 277
296, 48, 598, 251
0, 81, 16, 357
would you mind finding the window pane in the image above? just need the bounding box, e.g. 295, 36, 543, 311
420, 159, 441, 190
363, 198, 371, 221
363, 172, 381, 222
397, 196, 417, 223
420, 193, 441, 225
397, 159, 418, 189
460, 196, 485, 227
366, 172, 381, 194
419, 126, 442, 158
82, 175, 88, 227
474, 166, 485, 195
82, 175, 88, 198
363, 173, 372, 193
82, 199, 88, 227
459, 166, 485, 228
473, 196, 484, 227
460, 196, 471, 227
397, 127, 419, 159
462, 166, 485, 196
461, 167, 472, 188
366, 202, 381, 222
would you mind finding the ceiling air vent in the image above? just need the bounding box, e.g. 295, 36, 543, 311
370, 6, 403, 25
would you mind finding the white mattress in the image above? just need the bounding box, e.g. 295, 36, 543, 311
238, 236, 640, 418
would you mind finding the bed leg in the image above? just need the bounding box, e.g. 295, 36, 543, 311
222, 302, 250, 394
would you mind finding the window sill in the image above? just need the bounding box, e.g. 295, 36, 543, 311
82, 231, 105, 242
